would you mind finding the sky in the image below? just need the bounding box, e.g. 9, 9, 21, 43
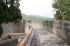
19, 0, 54, 18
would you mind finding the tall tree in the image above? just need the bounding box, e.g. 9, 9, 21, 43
0, 0, 22, 36
52, 0, 70, 20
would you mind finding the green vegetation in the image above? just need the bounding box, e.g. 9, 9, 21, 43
22, 13, 54, 21
0, 0, 22, 36
0, 25, 3, 36
52, 0, 70, 20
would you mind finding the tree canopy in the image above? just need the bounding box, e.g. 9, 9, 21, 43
0, 0, 22, 23
0, 0, 22, 36
52, 0, 70, 20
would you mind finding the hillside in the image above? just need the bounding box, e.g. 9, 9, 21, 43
22, 13, 54, 21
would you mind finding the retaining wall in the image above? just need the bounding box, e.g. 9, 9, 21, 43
1, 21, 25, 36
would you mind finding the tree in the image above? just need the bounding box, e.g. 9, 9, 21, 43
52, 0, 70, 20
0, 0, 22, 36
0, 0, 22, 22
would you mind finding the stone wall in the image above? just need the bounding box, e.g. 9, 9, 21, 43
42, 21, 70, 44
1, 21, 25, 36
0, 38, 18, 46
31, 21, 70, 44
0, 34, 18, 46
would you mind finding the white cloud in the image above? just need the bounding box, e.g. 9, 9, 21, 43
19, 0, 54, 18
